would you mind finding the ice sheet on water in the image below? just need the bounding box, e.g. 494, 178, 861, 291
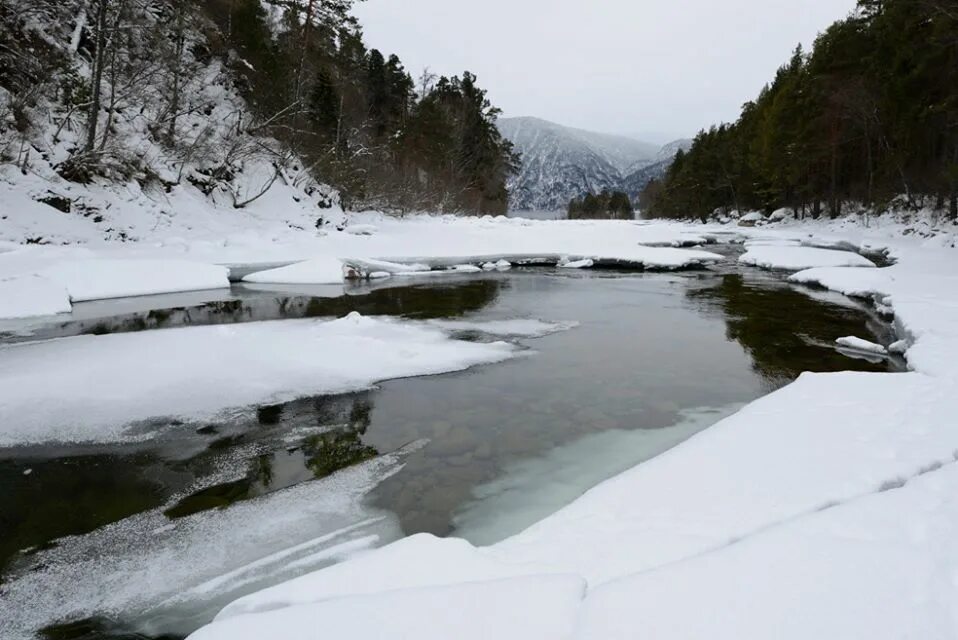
427, 318, 580, 339
0, 450, 410, 640
740, 246, 876, 271
242, 256, 346, 285
452, 405, 743, 546
836, 336, 888, 355
39, 259, 231, 301
0, 275, 71, 319
0, 313, 518, 446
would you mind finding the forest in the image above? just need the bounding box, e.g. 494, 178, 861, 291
567, 190, 634, 220
643, 0, 958, 221
0, 0, 519, 214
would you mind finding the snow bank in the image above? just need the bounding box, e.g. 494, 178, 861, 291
194, 575, 584, 640
577, 461, 958, 640
214, 534, 564, 622
0, 275, 71, 319
740, 245, 876, 271
242, 257, 346, 285
39, 259, 230, 301
788, 266, 892, 298
0, 313, 517, 445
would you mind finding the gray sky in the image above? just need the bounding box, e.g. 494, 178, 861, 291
353, 0, 858, 141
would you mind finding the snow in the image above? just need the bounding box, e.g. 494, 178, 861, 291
344, 224, 377, 236
836, 336, 888, 355
768, 208, 791, 222
577, 461, 958, 640
0, 275, 71, 319
242, 257, 345, 285
38, 259, 230, 302
213, 534, 566, 622
739, 211, 766, 223
740, 245, 876, 271
788, 265, 891, 298
0, 313, 517, 446
194, 575, 585, 640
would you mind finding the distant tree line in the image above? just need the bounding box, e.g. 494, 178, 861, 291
568, 190, 634, 220
643, 0, 958, 221
0, 0, 519, 214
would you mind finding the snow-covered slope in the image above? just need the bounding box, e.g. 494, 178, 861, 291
498, 117, 658, 211
498, 118, 686, 211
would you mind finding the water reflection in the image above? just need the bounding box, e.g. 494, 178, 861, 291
0, 279, 504, 344
686, 273, 897, 387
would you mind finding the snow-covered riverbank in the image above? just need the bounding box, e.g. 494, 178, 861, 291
2, 200, 957, 638
151, 216, 958, 640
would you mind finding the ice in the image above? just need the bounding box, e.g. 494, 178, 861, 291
0, 313, 518, 446
192, 575, 585, 640
427, 318, 579, 338
39, 259, 230, 301
836, 336, 888, 355
452, 405, 743, 546
740, 245, 876, 271
0, 275, 71, 319
0, 453, 409, 640
559, 258, 594, 269
242, 257, 346, 285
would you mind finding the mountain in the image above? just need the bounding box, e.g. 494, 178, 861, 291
499, 117, 659, 211
498, 117, 688, 211
620, 138, 693, 197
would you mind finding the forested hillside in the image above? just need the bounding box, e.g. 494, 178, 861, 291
0, 0, 518, 216
644, 0, 958, 220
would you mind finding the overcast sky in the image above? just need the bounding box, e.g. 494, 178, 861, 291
353, 0, 858, 142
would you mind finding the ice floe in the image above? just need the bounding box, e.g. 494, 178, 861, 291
0, 313, 517, 446
740, 245, 876, 271
0, 275, 71, 319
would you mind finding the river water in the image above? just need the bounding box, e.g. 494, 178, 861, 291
0, 257, 898, 639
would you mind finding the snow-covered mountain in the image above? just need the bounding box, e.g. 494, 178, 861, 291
498, 117, 686, 211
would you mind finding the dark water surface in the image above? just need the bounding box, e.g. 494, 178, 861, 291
0, 261, 898, 639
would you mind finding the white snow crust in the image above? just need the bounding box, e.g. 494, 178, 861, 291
0, 313, 517, 445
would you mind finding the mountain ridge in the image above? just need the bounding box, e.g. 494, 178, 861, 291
498, 117, 689, 211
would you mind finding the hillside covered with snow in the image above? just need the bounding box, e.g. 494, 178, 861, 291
498, 117, 688, 211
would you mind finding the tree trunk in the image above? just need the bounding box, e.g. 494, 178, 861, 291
166, 9, 186, 145
99, 3, 123, 152
84, 0, 109, 153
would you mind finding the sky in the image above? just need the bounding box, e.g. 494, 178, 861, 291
353, 0, 859, 143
